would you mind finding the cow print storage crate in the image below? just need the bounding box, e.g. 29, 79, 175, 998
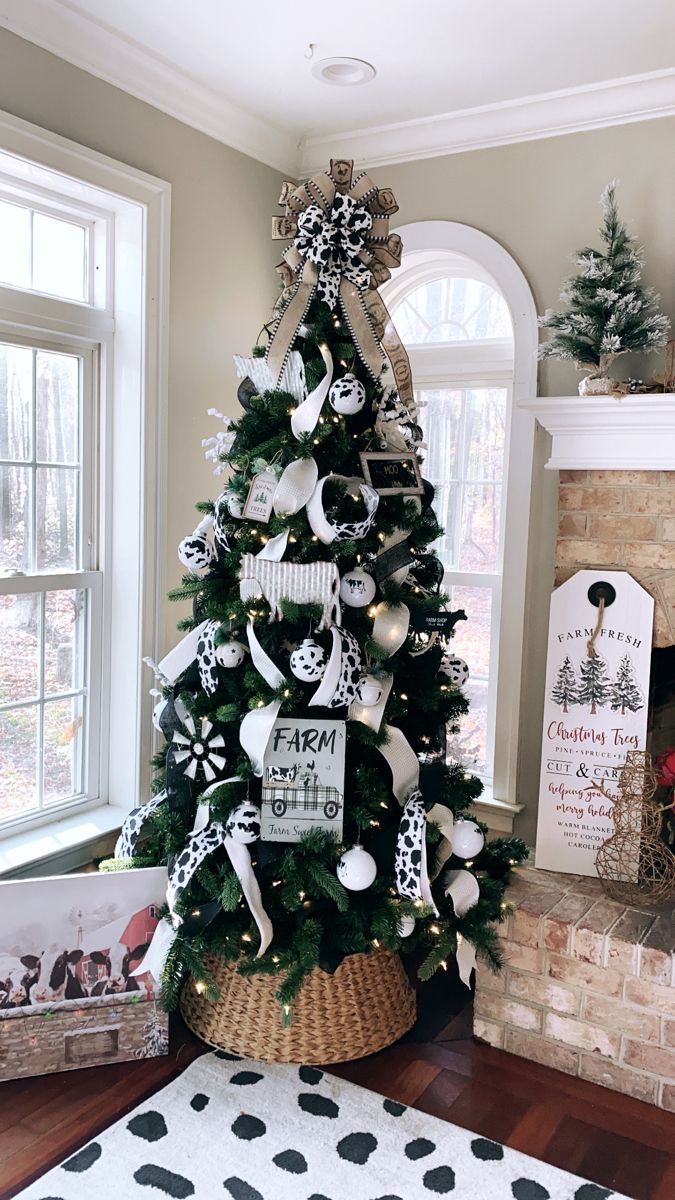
0, 866, 169, 1081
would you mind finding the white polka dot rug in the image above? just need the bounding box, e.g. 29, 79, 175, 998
16, 1050, 631, 1200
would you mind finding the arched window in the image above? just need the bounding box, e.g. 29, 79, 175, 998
383, 224, 538, 828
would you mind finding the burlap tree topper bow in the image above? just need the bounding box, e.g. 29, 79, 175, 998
268, 159, 415, 417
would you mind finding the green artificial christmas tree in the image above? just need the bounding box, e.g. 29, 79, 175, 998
116, 160, 527, 1036
538, 181, 669, 390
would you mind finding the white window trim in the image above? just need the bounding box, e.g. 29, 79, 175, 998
382, 222, 538, 831
0, 109, 170, 876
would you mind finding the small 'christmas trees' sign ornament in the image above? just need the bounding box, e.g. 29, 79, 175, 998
538, 181, 669, 393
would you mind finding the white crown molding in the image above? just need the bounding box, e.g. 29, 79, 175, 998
519, 394, 675, 470
299, 69, 675, 175
0, 0, 298, 175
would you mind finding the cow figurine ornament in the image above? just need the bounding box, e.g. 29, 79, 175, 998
239, 554, 340, 629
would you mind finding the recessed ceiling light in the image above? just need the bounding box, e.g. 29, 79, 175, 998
312, 57, 376, 87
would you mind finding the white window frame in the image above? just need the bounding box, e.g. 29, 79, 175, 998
0, 109, 170, 876
382, 222, 538, 831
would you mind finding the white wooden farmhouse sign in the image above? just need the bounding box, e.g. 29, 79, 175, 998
535, 570, 653, 876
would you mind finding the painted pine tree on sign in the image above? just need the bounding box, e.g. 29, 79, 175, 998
611, 654, 644, 715
550, 656, 578, 713
577, 654, 611, 715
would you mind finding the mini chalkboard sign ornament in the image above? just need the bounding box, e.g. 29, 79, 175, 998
359, 450, 424, 496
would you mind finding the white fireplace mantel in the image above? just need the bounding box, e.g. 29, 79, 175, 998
519, 394, 675, 470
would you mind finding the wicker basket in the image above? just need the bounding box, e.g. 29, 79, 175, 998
180, 949, 416, 1064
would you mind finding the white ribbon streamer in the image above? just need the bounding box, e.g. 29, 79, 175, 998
240, 700, 282, 777
191, 798, 211, 835
246, 619, 285, 689
444, 869, 480, 917
131, 916, 178, 983
456, 932, 477, 988
349, 672, 393, 732
273, 457, 318, 516
257, 529, 289, 560
291, 341, 333, 439
378, 725, 420, 803
372, 604, 410, 657
427, 802, 455, 878
225, 838, 273, 957
158, 620, 210, 684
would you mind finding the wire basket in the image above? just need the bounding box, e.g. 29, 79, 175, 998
180, 949, 416, 1064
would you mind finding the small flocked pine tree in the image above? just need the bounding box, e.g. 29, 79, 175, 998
551, 656, 578, 714
611, 653, 644, 715
118, 160, 528, 1018
538, 181, 669, 382
577, 654, 611, 716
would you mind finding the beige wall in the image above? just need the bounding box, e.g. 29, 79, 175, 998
371, 120, 675, 842
0, 28, 285, 651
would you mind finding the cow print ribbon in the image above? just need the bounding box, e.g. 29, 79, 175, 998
308, 626, 362, 709
394, 789, 438, 915
115, 789, 167, 860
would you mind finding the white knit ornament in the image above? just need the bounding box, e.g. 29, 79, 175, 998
289, 637, 327, 682
329, 373, 367, 415
339, 566, 376, 608
451, 818, 485, 859
336, 845, 377, 891
215, 639, 247, 669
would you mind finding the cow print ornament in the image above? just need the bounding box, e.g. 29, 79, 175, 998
329, 374, 367, 415
290, 637, 327, 682
216, 639, 247, 669
440, 654, 470, 686
225, 802, 261, 844
339, 566, 376, 608
178, 532, 215, 573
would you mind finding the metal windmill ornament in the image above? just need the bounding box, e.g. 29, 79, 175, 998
172, 716, 227, 783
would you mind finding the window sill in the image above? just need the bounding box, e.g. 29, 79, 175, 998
472, 785, 524, 833
0, 805, 122, 879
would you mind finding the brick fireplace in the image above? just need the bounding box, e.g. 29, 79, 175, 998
474, 394, 675, 1110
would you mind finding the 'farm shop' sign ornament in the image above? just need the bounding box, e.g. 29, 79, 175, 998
535, 571, 653, 877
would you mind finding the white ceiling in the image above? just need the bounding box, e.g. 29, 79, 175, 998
3, 0, 675, 175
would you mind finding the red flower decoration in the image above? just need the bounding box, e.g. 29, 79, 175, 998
654, 747, 675, 788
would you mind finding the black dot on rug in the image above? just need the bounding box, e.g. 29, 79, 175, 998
190, 1093, 210, 1111
231, 1114, 266, 1140
405, 1138, 436, 1160
471, 1137, 504, 1161
62, 1143, 102, 1173
336, 1132, 378, 1164
134, 1164, 195, 1197
423, 1165, 455, 1193
299, 1065, 324, 1085
127, 1111, 168, 1142
512, 1181, 550, 1200
371, 1195, 404, 1200
273, 1149, 308, 1174
230, 1071, 264, 1086
214, 1050, 242, 1061
383, 1099, 407, 1117
306, 1195, 333, 1200
223, 1179, 263, 1200
298, 1092, 340, 1118
574, 1188, 611, 1200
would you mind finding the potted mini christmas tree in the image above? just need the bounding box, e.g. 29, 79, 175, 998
115, 159, 527, 1063
538, 181, 669, 394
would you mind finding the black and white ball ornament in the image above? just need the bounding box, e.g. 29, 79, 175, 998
440, 655, 470, 687
336, 845, 377, 891
357, 674, 382, 706
398, 914, 416, 938
289, 637, 328, 682
215, 638, 247, 669
152, 698, 168, 733
225, 802, 261, 844
178, 532, 215, 573
339, 566, 376, 608
329, 373, 367, 416
451, 818, 485, 859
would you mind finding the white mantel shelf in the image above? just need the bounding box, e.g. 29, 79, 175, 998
519, 394, 675, 470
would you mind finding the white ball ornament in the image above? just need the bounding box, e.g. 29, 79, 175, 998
225, 802, 261, 844
290, 637, 327, 682
215, 638, 247, 669
398, 914, 416, 938
357, 674, 383, 706
339, 566, 376, 608
451, 818, 485, 859
440, 655, 470, 687
329, 373, 367, 416
337, 845, 378, 891
152, 698, 168, 733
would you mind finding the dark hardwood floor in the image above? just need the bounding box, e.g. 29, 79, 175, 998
1, 973, 674, 1200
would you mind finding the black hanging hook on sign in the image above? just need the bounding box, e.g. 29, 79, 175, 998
587, 580, 616, 609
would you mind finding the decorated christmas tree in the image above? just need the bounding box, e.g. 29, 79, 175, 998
538, 181, 669, 386
551, 656, 578, 713
116, 159, 527, 1025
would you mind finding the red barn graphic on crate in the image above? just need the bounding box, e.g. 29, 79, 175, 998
0, 867, 168, 1081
